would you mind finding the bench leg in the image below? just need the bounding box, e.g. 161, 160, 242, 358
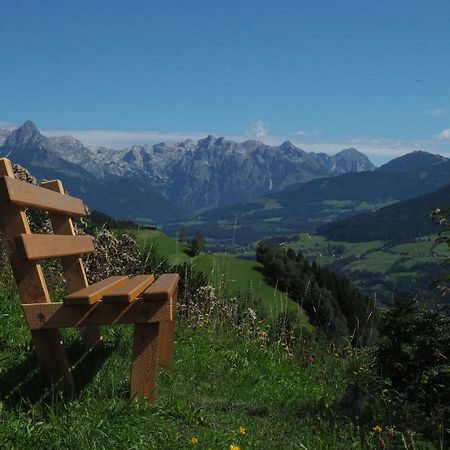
32, 329, 75, 396
130, 323, 160, 404
158, 321, 175, 368
158, 289, 178, 368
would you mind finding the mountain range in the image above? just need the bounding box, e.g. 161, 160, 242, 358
165, 151, 450, 243
0, 121, 375, 221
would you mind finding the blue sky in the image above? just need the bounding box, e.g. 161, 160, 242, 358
1, 0, 450, 164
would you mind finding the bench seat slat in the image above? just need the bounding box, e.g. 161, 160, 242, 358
102, 275, 155, 303
64, 275, 129, 305
144, 274, 180, 301
16, 234, 95, 260
0, 176, 86, 216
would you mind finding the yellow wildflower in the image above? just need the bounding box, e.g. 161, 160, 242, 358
372, 425, 382, 433
239, 426, 247, 435
191, 436, 199, 445
230, 445, 241, 450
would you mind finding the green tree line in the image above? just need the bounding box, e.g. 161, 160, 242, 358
256, 241, 378, 344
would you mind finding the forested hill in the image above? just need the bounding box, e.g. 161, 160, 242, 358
317, 182, 450, 242
256, 241, 377, 345
287, 155, 450, 203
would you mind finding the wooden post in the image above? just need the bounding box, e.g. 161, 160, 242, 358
130, 323, 160, 404
158, 287, 178, 368
41, 180, 102, 349
0, 159, 75, 395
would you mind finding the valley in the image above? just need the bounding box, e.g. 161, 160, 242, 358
2, 120, 450, 303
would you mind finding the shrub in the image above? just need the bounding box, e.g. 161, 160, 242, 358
376, 296, 450, 444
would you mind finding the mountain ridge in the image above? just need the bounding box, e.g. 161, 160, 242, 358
317, 182, 450, 242
0, 121, 377, 217
166, 151, 450, 243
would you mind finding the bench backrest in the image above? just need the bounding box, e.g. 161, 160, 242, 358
0, 157, 93, 306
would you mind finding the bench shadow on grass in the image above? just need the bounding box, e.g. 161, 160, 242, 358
0, 339, 114, 408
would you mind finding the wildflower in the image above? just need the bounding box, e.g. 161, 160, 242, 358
191, 436, 199, 445
230, 445, 241, 450
372, 425, 382, 433
239, 426, 247, 435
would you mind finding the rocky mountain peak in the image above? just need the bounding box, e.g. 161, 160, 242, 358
333, 147, 376, 172
198, 135, 217, 147
336, 147, 359, 156
4, 120, 46, 148
280, 140, 296, 150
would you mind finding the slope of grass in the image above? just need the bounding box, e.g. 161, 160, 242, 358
134, 229, 191, 266
346, 252, 402, 274
0, 287, 429, 449
134, 230, 311, 327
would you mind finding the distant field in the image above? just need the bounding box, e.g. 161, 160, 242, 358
161, 198, 403, 245
133, 230, 312, 328
281, 233, 447, 298
346, 251, 402, 274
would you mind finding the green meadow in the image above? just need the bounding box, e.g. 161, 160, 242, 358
133, 230, 311, 327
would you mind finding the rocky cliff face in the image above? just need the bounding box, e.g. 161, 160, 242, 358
0, 121, 377, 218
310, 147, 376, 175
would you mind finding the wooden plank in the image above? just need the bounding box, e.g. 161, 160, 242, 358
144, 274, 179, 368
22, 297, 170, 330
158, 286, 178, 368
0, 158, 75, 395
42, 179, 102, 348
103, 275, 155, 304
130, 323, 160, 404
144, 273, 179, 320
0, 175, 86, 216
16, 234, 94, 260
64, 276, 129, 305
158, 320, 176, 368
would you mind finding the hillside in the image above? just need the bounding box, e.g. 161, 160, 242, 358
0, 285, 395, 449
317, 182, 450, 242
134, 229, 312, 325
0, 264, 445, 449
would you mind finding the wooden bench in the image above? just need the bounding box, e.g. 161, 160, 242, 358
0, 157, 179, 403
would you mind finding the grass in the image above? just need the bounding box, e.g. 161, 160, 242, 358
252, 197, 282, 210
133, 230, 311, 327
284, 234, 446, 270
271, 233, 449, 301
390, 240, 448, 257
0, 285, 433, 449
346, 252, 402, 274
134, 229, 191, 266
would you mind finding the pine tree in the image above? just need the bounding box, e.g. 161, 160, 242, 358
179, 226, 188, 243
191, 231, 205, 256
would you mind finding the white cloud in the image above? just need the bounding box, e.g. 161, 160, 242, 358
436, 128, 450, 141
43, 128, 211, 148
42, 127, 450, 161
426, 108, 448, 117
246, 121, 268, 139
291, 130, 308, 136
0, 120, 17, 129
